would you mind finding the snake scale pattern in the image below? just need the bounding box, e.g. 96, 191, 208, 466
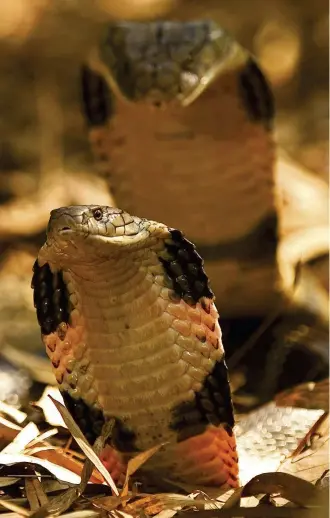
32, 205, 238, 487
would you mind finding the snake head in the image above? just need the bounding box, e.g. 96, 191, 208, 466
91, 20, 246, 106
39, 205, 168, 266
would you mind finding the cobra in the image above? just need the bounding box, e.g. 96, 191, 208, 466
32, 205, 238, 488
81, 20, 328, 320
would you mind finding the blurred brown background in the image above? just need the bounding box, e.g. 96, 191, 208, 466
0, 0, 328, 365
0, 0, 328, 191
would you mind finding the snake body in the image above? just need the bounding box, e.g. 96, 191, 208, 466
32, 205, 238, 487
82, 21, 281, 318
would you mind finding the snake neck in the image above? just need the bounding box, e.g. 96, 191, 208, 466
90, 66, 276, 244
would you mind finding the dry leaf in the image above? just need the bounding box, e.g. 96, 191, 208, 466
279, 414, 329, 484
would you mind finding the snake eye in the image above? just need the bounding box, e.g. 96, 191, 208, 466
92, 208, 103, 221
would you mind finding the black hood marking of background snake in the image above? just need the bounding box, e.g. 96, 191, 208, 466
31, 260, 70, 336
81, 66, 113, 127
238, 58, 275, 131
195, 213, 278, 263
170, 358, 235, 442
80, 44, 275, 131
159, 229, 214, 305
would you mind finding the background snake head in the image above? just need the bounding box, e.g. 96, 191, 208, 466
90, 20, 247, 106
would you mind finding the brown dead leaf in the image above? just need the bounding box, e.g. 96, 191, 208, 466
125, 495, 166, 516
92, 494, 123, 512
0, 416, 21, 443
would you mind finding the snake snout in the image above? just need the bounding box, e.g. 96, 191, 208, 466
48, 207, 84, 236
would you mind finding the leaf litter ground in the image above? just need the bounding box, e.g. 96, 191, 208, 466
0, 380, 328, 518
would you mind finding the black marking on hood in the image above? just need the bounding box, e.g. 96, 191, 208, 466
61, 391, 138, 451
61, 392, 105, 445
159, 229, 214, 306
238, 58, 275, 130
81, 65, 114, 126
195, 212, 278, 263
31, 260, 70, 335
170, 358, 235, 442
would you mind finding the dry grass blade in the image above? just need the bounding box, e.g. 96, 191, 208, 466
121, 443, 167, 497
0, 476, 21, 487
48, 396, 119, 495
2, 423, 40, 455
30, 422, 115, 518
25, 478, 49, 511
0, 498, 30, 516
0, 401, 27, 424
33, 449, 103, 484
26, 429, 59, 450
0, 453, 81, 484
